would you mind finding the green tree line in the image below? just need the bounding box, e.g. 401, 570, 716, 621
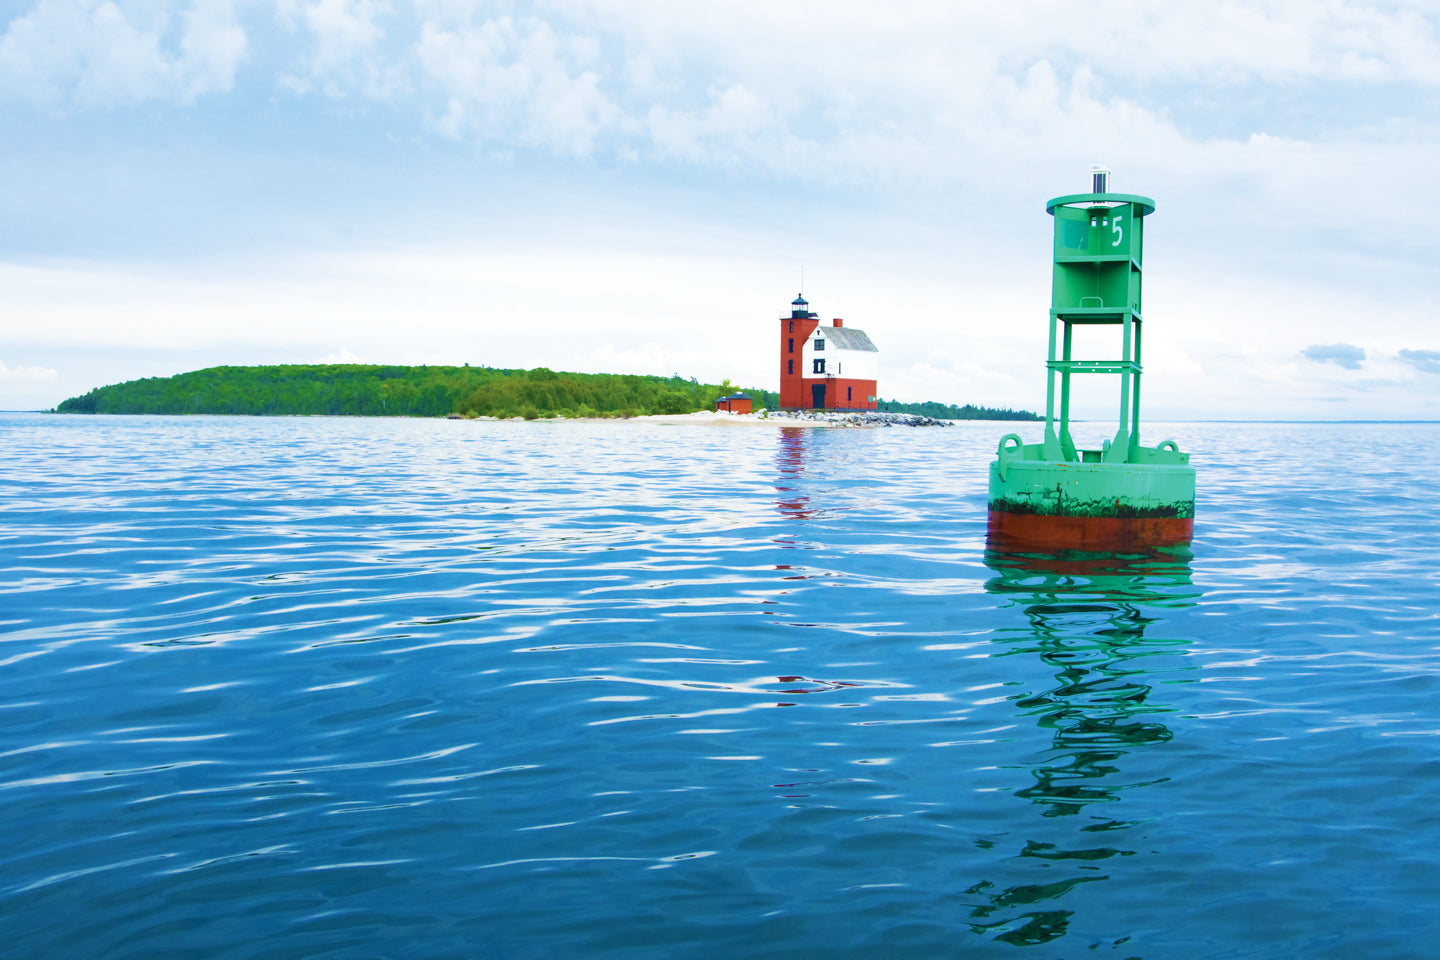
53, 364, 1037, 420
54, 364, 779, 419
876, 398, 1042, 421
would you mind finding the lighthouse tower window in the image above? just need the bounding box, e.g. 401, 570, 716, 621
788, 338, 794, 353
813, 359, 825, 374
787, 359, 794, 375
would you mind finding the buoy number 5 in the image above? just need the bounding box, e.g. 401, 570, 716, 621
1111, 215, 1124, 247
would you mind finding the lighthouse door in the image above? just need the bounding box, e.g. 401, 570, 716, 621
811, 384, 826, 409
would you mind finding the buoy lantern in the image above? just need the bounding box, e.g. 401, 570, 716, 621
987, 168, 1196, 550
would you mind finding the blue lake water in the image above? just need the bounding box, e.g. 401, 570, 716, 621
2, 412, 1438, 959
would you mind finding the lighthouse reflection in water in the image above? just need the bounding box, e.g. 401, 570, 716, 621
774, 427, 823, 522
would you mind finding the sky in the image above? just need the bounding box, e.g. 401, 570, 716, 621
2, 0, 1438, 419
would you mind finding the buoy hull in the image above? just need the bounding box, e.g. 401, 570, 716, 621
987, 509, 1193, 550
987, 456, 1195, 550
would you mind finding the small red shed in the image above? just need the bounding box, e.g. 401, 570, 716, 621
715, 392, 754, 414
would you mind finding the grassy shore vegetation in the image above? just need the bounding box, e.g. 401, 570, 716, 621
53, 364, 1040, 420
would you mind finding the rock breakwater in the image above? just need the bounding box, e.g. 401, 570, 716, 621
763, 410, 953, 427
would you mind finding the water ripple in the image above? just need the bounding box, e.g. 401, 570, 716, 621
2, 415, 1439, 958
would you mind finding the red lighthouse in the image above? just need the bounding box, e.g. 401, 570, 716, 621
778, 294, 879, 410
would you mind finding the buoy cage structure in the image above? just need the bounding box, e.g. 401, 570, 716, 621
988, 168, 1196, 551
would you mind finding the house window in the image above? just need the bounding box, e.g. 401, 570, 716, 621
787, 338, 794, 353
813, 359, 825, 374
847, 386, 852, 401
787, 359, 793, 375
814, 338, 825, 351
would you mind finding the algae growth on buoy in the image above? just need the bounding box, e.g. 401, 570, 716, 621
987, 168, 1196, 550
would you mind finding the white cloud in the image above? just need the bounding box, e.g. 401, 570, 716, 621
0, 0, 246, 105
279, 0, 408, 96
308, 0, 387, 72
7, 2, 1437, 197
0, 360, 58, 381
1057, 0, 1440, 86
177, 0, 246, 99
0, 0, 168, 104
415, 14, 619, 153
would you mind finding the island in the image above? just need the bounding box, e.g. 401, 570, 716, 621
53, 364, 1041, 421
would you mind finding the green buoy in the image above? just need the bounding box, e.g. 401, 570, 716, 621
988, 168, 1196, 550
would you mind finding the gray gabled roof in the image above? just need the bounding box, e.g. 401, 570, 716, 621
813, 326, 878, 352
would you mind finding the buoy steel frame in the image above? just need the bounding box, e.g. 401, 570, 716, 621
987, 172, 1196, 550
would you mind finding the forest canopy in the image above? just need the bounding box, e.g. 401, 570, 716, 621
54, 364, 1039, 421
